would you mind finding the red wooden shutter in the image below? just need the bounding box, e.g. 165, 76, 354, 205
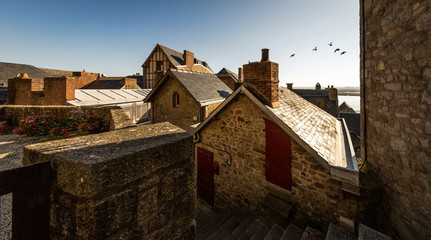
265, 118, 292, 191
197, 147, 215, 206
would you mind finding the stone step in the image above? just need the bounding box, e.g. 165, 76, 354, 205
358, 224, 391, 240
262, 194, 293, 219
238, 218, 267, 240
232, 214, 257, 239
263, 224, 285, 240
325, 223, 356, 240
197, 212, 233, 240
300, 226, 325, 240
281, 223, 303, 240
207, 212, 248, 240
250, 224, 270, 240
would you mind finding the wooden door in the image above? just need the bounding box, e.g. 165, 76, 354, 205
265, 118, 292, 191
197, 147, 215, 206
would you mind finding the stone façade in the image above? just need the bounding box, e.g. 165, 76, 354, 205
361, 0, 431, 239
151, 75, 202, 131
195, 93, 358, 224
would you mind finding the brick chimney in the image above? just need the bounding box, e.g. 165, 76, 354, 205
326, 85, 338, 101
122, 78, 138, 89
7, 73, 32, 105
238, 67, 243, 82
243, 49, 280, 108
183, 50, 194, 67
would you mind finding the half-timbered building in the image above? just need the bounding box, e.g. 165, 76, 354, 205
141, 44, 213, 89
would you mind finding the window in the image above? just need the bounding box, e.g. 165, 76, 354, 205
156, 61, 163, 71
173, 92, 180, 108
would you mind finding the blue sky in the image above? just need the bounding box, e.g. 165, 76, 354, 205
0, 0, 359, 87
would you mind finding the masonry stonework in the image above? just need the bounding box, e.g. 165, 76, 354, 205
44, 71, 99, 105
23, 123, 196, 240
152, 76, 201, 131
361, 0, 431, 239
196, 94, 356, 224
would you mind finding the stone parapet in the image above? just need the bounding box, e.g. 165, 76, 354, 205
22, 122, 195, 240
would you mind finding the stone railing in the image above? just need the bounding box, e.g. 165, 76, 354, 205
23, 122, 196, 240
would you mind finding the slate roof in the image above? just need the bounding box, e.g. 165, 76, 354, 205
0, 62, 52, 86
143, 44, 213, 72
83, 79, 124, 89
216, 68, 238, 80
292, 89, 338, 117
340, 112, 360, 137
67, 89, 150, 106
193, 84, 357, 173
145, 69, 232, 106
82, 77, 142, 90
339, 101, 355, 113
267, 87, 338, 165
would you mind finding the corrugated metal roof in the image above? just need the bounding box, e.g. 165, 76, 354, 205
67, 89, 151, 106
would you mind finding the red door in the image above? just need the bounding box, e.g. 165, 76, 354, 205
197, 147, 215, 206
265, 118, 292, 191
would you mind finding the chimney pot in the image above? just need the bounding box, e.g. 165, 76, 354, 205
261, 48, 269, 62
20, 73, 29, 78
238, 67, 243, 82
286, 83, 293, 90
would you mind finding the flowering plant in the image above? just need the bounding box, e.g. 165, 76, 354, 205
66, 110, 104, 133
65, 111, 86, 131
0, 126, 12, 135
14, 115, 59, 136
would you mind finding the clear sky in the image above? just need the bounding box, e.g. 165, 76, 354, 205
0, 0, 360, 87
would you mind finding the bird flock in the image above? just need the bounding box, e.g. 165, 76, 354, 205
290, 42, 346, 58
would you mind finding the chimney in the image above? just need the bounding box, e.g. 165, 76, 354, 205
286, 83, 293, 90
135, 73, 140, 76
326, 85, 338, 101
261, 48, 269, 62
315, 82, 321, 90
183, 50, 194, 67
122, 78, 137, 89
243, 48, 280, 108
238, 67, 243, 82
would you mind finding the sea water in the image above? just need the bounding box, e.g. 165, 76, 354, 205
338, 95, 360, 112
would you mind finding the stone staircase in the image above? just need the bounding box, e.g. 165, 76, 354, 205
197, 194, 391, 240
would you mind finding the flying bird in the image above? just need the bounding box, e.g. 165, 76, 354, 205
328, 42, 333, 46
290, 54, 295, 58
312, 47, 317, 51
334, 48, 340, 53
340, 51, 347, 55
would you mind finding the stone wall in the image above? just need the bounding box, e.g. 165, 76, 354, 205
361, 1, 431, 239
152, 76, 201, 131
0, 105, 113, 131
22, 122, 196, 240
196, 94, 357, 224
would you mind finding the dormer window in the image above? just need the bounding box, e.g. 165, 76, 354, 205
156, 61, 163, 71
173, 91, 180, 108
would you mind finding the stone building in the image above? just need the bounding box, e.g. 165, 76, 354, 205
361, 0, 431, 239
216, 67, 241, 90
192, 49, 360, 226
288, 82, 339, 117
144, 69, 232, 131
141, 44, 213, 89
